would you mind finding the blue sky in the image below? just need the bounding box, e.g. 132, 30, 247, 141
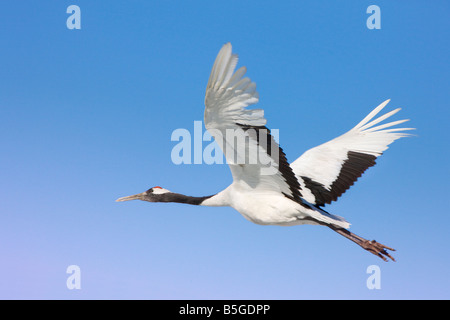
0, 1, 449, 299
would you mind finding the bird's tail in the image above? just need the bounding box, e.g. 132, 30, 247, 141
305, 203, 351, 229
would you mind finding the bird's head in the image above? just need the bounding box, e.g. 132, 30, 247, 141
115, 186, 172, 203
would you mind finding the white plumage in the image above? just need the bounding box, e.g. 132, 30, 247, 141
291, 99, 413, 204
117, 43, 413, 261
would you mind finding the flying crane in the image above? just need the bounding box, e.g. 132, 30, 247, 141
117, 43, 413, 261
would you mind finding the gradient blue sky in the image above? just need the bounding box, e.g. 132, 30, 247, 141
1, 1, 449, 299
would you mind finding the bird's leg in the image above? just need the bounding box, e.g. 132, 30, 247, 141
328, 225, 396, 262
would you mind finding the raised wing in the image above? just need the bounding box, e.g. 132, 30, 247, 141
204, 43, 303, 203
290, 100, 414, 207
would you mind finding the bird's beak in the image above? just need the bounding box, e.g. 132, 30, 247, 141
115, 193, 144, 202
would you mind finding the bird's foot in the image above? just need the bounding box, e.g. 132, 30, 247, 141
360, 240, 396, 262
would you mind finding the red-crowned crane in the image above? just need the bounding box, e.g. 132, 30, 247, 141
116, 43, 413, 261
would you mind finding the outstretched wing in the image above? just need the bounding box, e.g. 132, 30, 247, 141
290, 100, 414, 207
204, 43, 303, 203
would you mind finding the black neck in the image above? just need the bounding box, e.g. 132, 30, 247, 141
158, 193, 214, 205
